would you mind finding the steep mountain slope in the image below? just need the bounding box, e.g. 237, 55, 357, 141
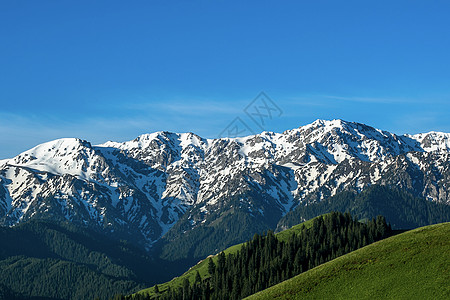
246, 222, 450, 300
0, 119, 449, 255
277, 184, 450, 231
0, 220, 166, 300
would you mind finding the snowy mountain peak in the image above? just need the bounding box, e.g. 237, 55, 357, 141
301, 119, 381, 135
3, 138, 98, 181
1, 119, 449, 249
310, 118, 346, 129
7, 138, 91, 165
409, 131, 450, 152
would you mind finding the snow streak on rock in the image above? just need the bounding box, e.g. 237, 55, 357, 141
0, 120, 449, 248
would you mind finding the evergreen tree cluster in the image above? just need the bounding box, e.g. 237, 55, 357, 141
0, 220, 162, 300
280, 185, 450, 230
118, 212, 392, 300
159, 200, 274, 262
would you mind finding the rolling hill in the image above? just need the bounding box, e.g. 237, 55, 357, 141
132, 212, 389, 299
1, 120, 449, 299
246, 222, 450, 300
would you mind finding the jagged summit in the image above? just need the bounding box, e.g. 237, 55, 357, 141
0, 119, 430, 165
408, 131, 450, 152
0, 119, 449, 249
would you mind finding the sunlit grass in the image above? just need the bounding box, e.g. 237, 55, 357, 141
246, 223, 450, 300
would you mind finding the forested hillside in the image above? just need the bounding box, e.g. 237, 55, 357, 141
246, 222, 450, 300
119, 212, 392, 300
1, 121, 449, 300
0, 221, 165, 300
2, 184, 448, 300
278, 185, 450, 231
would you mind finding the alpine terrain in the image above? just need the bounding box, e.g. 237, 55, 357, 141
1, 119, 449, 262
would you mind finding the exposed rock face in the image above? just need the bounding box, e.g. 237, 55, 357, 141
0, 119, 449, 249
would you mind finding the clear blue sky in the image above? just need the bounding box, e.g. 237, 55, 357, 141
1, 1, 450, 158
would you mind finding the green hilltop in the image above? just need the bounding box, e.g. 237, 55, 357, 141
246, 222, 450, 300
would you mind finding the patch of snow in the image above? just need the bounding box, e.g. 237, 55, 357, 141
281, 162, 304, 170
410, 132, 450, 152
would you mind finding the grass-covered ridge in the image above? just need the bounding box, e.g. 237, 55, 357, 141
133, 212, 390, 299
246, 222, 450, 300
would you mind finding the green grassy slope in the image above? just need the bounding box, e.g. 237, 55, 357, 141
135, 215, 319, 297
246, 222, 450, 300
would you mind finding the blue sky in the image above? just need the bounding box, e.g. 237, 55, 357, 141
1, 1, 450, 158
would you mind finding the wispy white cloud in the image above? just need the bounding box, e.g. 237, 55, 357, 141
139, 101, 243, 115
0, 112, 158, 157
2, 93, 449, 159
391, 111, 450, 135
0, 104, 238, 158
322, 95, 406, 104
284, 94, 413, 105
314, 94, 450, 105
104, 96, 247, 117
282, 93, 450, 106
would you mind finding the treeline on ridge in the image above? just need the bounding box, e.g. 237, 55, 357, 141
279, 185, 450, 230
116, 211, 392, 300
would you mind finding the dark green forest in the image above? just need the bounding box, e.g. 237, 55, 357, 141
117, 212, 392, 300
0, 221, 167, 300
279, 185, 450, 230
156, 206, 273, 262
1, 185, 448, 300
156, 185, 450, 269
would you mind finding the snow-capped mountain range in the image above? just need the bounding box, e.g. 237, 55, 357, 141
1, 119, 449, 249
